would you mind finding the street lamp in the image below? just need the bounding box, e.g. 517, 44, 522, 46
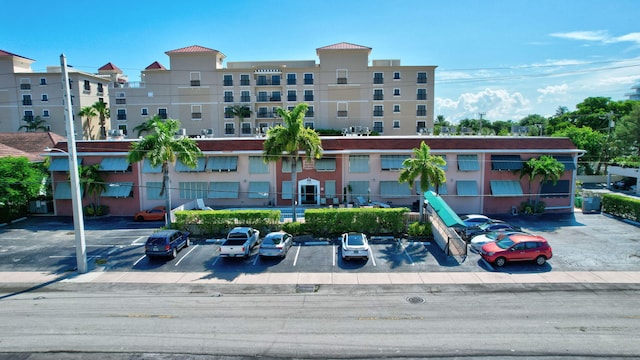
45, 146, 87, 274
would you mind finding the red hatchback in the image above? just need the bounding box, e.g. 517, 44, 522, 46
480, 233, 552, 267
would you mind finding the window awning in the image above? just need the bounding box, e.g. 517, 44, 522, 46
381, 155, 407, 170
379, 181, 412, 198
491, 155, 523, 171
175, 158, 206, 172
428, 183, 448, 195
206, 156, 238, 172
248, 182, 270, 199
457, 155, 479, 171
541, 180, 570, 198
456, 180, 478, 196
208, 182, 239, 199
490, 180, 524, 197
53, 182, 84, 199
101, 182, 133, 198
423, 191, 465, 228
142, 159, 162, 173
49, 157, 82, 172
552, 155, 576, 170
99, 157, 129, 172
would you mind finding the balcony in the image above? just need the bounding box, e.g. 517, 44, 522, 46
224, 127, 235, 135
269, 96, 282, 102
287, 79, 296, 85
304, 78, 314, 85
240, 79, 250, 86
373, 78, 384, 84
256, 95, 269, 102
306, 111, 314, 117
417, 94, 427, 100
256, 111, 276, 119
256, 79, 281, 86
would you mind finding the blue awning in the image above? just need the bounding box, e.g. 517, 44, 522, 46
208, 182, 239, 199
99, 157, 130, 172
49, 157, 82, 172
206, 156, 238, 172
175, 158, 206, 172
491, 155, 523, 171
423, 191, 465, 227
101, 182, 134, 198
53, 182, 84, 199
457, 155, 479, 171
248, 182, 270, 199
456, 180, 478, 196
552, 155, 576, 170
490, 180, 524, 197
142, 159, 162, 173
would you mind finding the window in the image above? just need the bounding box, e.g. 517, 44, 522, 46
287, 90, 297, 101
248, 182, 270, 199
325, 180, 337, 199
257, 107, 269, 118
304, 121, 314, 129
146, 182, 163, 200
393, 72, 401, 80
208, 182, 240, 199
304, 73, 313, 85
271, 75, 280, 85
22, 94, 32, 106
115, 98, 126, 105
456, 180, 478, 196
417, 89, 427, 100
393, 104, 400, 113
23, 110, 34, 121
394, 88, 400, 96
393, 120, 400, 129
249, 156, 269, 174
224, 91, 233, 102
224, 106, 233, 119
117, 109, 126, 120
491, 155, 523, 171
158, 108, 167, 119
83, 80, 91, 91
241, 90, 251, 102
282, 181, 293, 200
223, 74, 233, 86
270, 91, 281, 102
373, 72, 384, 84
306, 106, 314, 117
43, 109, 50, 117
191, 105, 202, 120
176, 158, 206, 172
373, 89, 383, 101
541, 180, 570, 198
304, 90, 314, 101
349, 181, 370, 199
315, 158, 336, 171
373, 121, 384, 133
337, 69, 347, 84
349, 155, 369, 173
381, 155, 408, 171
141, 108, 148, 116
241, 122, 252, 135
337, 102, 348, 118
179, 182, 208, 199
40, 78, 47, 85
191, 72, 201, 86
118, 124, 128, 136
257, 75, 267, 86
417, 72, 427, 83
416, 105, 427, 117
240, 74, 250, 86
416, 121, 427, 133
257, 91, 268, 102
224, 122, 235, 135
379, 181, 411, 198
287, 73, 296, 85
282, 158, 302, 173
41, 94, 48, 102
458, 154, 480, 171
206, 156, 238, 172
97, 83, 103, 93
373, 105, 383, 117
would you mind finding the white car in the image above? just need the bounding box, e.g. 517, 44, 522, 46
459, 214, 493, 227
469, 230, 528, 254
259, 231, 293, 258
341, 232, 370, 261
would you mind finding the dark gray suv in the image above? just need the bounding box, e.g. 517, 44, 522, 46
145, 229, 190, 259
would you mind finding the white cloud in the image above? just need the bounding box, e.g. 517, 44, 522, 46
435, 88, 531, 122
537, 84, 569, 103
551, 31, 640, 45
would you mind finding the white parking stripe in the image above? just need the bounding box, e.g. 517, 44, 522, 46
131, 236, 147, 245
368, 247, 377, 266
133, 255, 146, 266
252, 252, 260, 266
292, 244, 301, 266
175, 244, 198, 266
211, 256, 220, 267
333, 245, 337, 266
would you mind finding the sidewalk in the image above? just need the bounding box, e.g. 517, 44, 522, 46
1, 270, 640, 286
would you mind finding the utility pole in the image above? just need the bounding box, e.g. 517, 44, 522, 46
478, 112, 486, 135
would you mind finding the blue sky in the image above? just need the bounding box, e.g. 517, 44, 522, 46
3, 0, 640, 123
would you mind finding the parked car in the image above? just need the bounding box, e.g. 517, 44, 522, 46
459, 214, 493, 227
340, 232, 370, 261
144, 229, 190, 259
218, 227, 261, 258
612, 177, 637, 191
464, 220, 521, 241
480, 233, 552, 267
469, 230, 529, 254
133, 206, 166, 221
259, 231, 294, 258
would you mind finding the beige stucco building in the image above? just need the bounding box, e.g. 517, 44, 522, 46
105, 42, 436, 138
0, 50, 112, 140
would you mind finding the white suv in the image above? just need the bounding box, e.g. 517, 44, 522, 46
341, 232, 370, 261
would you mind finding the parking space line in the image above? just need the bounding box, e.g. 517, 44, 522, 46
131, 236, 146, 245
291, 244, 300, 266
133, 255, 146, 266
399, 241, 415, 266
175, 244, 198, 266
368, 247, 377, 266
333, 245, 337, 266
252, 252, 260, 266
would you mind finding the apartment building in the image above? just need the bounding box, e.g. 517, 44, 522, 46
0, 50, 112, 140
105, 43, 436, 138
48, 135, 581, 217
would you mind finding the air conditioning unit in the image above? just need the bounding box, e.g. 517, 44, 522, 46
200, 128, 214, 138
175, 128, 187, 138
108, 129, 124, 137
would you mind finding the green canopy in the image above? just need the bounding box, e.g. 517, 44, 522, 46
423, 191, 465, 228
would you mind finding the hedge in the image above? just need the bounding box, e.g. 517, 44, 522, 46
303, 207, 410, 237
173, 209, 281, 237
601, 194, 640, 223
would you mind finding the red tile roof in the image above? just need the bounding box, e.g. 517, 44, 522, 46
0, 132, 66, 162
317, 42, 372, 51
165, 45, 220, 55
98, 62, 122, 72
145, 61, 167, 70
0, 49, 34, 61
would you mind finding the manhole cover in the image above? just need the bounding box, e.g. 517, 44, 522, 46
406, 296, 425, 304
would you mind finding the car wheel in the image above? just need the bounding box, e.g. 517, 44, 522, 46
535, 255, 547, 266
170, 248, 177, 259
494, 257, 506, 267
135, 216, 144, 222
185, 238, 190, 248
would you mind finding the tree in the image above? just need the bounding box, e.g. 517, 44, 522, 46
615, 102, 640, 156
18, 115, 48, 132
225, 105, 252, 134
92, 100, 110, 140
127, 118, 202, 226
398, 141, 446, 220
132, 117, 158, 138
0, 156, 47, 222
263, 103, 323, 222
518, 155, 565, 209
78, 163, 106, 216
78, 106, 98, 140
553, 126, 606, 175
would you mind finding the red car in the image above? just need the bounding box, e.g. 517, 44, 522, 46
480, 233, 552, 267
133, 206, 166, 221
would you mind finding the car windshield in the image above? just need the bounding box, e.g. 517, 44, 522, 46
494, 237, 515, 249
147, 238, 165, 246
347, 235, 365, 246
263, 235, 282, 245
486, 232, 503, 240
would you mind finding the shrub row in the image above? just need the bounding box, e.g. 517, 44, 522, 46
174, 209, 281, 237
601, 194, 640, 222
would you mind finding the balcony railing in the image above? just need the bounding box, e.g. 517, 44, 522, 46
417, 77, 427, 84
287, 95, 297, 101
373, 77, 384, 84
192, 112, 202, 119
224, 128, 235, 135
257, 96, 269, 102
117, 114, 127, 120
373, 94, 383, 100
304, 78, 314, 85
304, 95, 314, 101
337, 77, 347, 84
256, 79, 281, 86
223, 80, 232, 86
22, 100, 32, 105
256, 111, 277, 118
287, 79, 296, 85
306, 111, 314, 117
191, 80, 201, 87
115, 98, 126, 104
224, 96, 234, 102
337, 110, 348, 117
417, 94, 427, 100
20, 84, 31, 90
416, 110, 427, 116
240, 79, 250, 86
373, 110, 384, 117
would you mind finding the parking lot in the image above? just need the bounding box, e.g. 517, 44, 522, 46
1, 210, 639, 277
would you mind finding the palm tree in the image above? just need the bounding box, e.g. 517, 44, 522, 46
78, 163, 106, 215
127, 118, 202, 226
18, 115, 48, 132
225, 105, 252, 134
78, 106, 97, 140
92, 100, 110, 140
263, 103, 323, 222
519, 155, 565, 208
132, 117, 158, 138
398, 141, 446, 220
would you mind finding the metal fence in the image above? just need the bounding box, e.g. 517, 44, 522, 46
426, 205, 467, 261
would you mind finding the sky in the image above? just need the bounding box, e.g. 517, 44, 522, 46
2, 0, 640, 123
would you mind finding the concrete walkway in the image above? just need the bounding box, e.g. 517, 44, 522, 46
1, 270, 640, 286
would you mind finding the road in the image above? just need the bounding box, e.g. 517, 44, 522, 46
0, 283, 639, 358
